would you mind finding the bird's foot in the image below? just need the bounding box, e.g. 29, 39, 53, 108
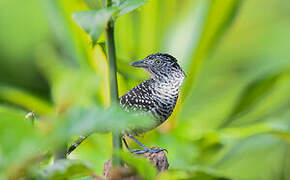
123, 135, 167, 154
148, 147, 167, 153
128, 147, 167, 154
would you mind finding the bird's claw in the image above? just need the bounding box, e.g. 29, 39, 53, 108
123, 136, 167, 154
130, 149, 148, 154
149, 148, 167, 153
129, 148, 167, 154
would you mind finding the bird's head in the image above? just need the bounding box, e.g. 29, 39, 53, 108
130, 53, 186, 81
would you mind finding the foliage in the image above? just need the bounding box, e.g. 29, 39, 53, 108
120, 152, 158, 180
36, 160, 94, 180
0, 0, 290, 179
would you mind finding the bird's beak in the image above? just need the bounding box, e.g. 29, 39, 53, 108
130, 60, 148, 68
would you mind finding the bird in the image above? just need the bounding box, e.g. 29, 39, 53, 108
66, 53, 185, 156
120, 53, 185, 154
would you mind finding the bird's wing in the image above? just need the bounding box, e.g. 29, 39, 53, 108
119, 80, 155, 113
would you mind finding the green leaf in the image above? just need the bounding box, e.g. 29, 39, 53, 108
44, 0, 84, 67
183, 0, 243, 97
162, 0, 211, 65
228, 74, 290, 127
156, 168, 229, 180
0, 85, 53, 114
219, 121, 290, 141
120, 151, 157, 180
213, 134, 289, 180
72, 0, 147, 45
72, 8, 117, 45
54, 104, 155, 139
220, 72, 282, 128
84, 0, 104, 10
71, 0, 147, 46
38, 159, 93, 180
156, 167, 229, 180
0, 106, 46, 178
118, 0, 148, 16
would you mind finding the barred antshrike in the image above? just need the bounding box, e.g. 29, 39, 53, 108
66, 53, 185, 156
120, 53, 185, 154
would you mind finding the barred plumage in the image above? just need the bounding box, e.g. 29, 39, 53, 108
66, 53, 185, 156
120, 53, 185, 134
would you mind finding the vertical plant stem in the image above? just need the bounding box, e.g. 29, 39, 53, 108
105, 0, 122, 167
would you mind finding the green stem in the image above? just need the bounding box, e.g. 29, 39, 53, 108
106, 0, 112, 7
105, 0, 122, 167
106, 21, 119, 103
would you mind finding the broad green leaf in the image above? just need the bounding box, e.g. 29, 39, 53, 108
220, 72, 283, 128
55, 104, 155, 138
213, 134, 289, 180
0, 85, 53, 114
155, 170, 190, 180
51, 70, 100, 111
0, 106, 46, 178
72, 0, 148, 45
43, 0, 85, 67
72, 8, 117, 45
219, 121, 290, 141
35, 44, 101, 110
229, 74, 290, 126
156, 168, 228, 180
162, 0, 211, 65
183, 0, 243, 97
37, 159, 93, 180
120, 151, 157, 180
118, 0, 148, 16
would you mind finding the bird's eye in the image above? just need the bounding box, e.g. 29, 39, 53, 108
154, 60, 161, 65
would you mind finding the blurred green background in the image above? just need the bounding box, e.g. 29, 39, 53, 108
0, 0, 290, 179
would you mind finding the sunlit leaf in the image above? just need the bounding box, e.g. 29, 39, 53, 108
84, 0, 104, 10
44, 0, 84, 66
219, 121, 290, 141
162, 0, 211, 65
183, 0, 243, 97
118, 0, 148, 16
229, 74, 290, 126
156, 170, 190, 180
0, 106, 46, 178
37, 159, 93, 180
220, 72, 283, 128
0, 85, 53, 114
213, 134, 289, 180
156, 168, 228, 180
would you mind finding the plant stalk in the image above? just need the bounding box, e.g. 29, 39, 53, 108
105, 0, 122, 167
